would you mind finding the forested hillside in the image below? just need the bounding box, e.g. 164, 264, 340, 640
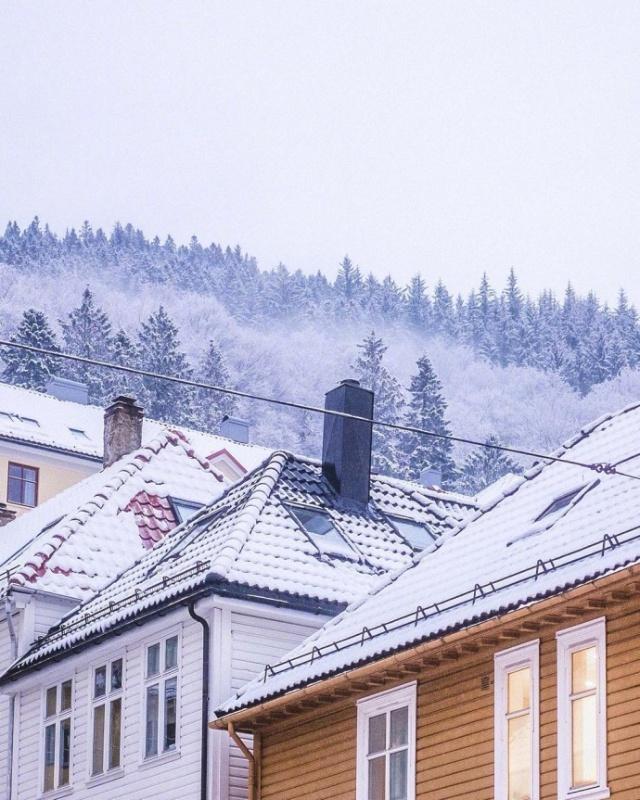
2, 217, 640, 492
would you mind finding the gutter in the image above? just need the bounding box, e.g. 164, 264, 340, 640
0, 434, 102, 463
187, 600, 210, 800
4, 593, 18, 800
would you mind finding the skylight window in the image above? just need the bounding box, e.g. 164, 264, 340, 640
170, 498, 204, 525
535, 487, 585, 522
69, 427, 89, 440
20, 416, 40, 428
387, 515, 436, 552
286, 505, 357, 559
0, 411, 17, 424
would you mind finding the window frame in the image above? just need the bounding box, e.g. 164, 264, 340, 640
7, 461, 39, 507
40, 678, 73, 795
556, 618, 609, 800
140, 631, 181, 763
356, 681, 417, 800
285, 503, 360, 561
89, 655, 124, 779
494, 640, 540, 800
386, 514, 436, 554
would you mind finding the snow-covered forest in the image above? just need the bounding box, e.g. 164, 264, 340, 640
2, 217, 640, 492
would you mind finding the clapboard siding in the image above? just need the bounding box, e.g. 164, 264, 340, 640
258, 597, 640, 800
228, 611, 320, 800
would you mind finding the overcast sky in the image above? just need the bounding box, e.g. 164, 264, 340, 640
1, 1, 639, 303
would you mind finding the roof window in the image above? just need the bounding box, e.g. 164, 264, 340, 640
20, 416, 39, 428
387, 515, 436, 552
69, 427, 89, 440
169, 498, 204, 525
0, 411, 17, 423
286, 505, 357, 560
534, 487, 585, 522
0, 411, 39, 428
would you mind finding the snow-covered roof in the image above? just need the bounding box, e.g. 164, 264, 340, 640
3, 453, 476, 675
0, 380, 267, 470
215, 401, 640, 717
0, 429, 227, 600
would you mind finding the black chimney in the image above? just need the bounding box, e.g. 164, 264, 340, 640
322, 379, 374, 506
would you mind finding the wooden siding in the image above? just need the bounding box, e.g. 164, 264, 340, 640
258, 596, 640, 800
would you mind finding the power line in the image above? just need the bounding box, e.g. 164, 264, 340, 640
0, 339, 637, 481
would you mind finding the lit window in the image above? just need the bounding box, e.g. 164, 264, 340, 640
7, 462, 38, 506
169, 498, 203, 525
556, 618, 608, 799
494, 641, 539, 800
535, 487, 584, 522
387, 516, 436, 552
357, 683, 416, 800
286, 505, 358, 559
69, 427, 89, 440
144, 634, 179, 759
91, 657, 124, 776
42, 679, 73, 792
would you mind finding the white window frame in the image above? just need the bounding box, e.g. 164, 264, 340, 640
41, 678, 73, 795
556, 618, 609, 800
141, 631, 181, 762
356, 682, 417, 800
494, 640, 540, 800
89, 655, 124, 778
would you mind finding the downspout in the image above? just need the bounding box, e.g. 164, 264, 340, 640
228, 722, 260, 800
4, 593, 18, 800
187, 600, 210, 800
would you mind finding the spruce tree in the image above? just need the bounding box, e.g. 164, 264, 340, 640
458, 436, 522, 494
403, 355, 457, 485
137, 306, 194, 424
103, 329, 144, 401
353, 332, 405, 476
1, 309, 60, 390
60, 288, 113, 402
194, 340, 236, 432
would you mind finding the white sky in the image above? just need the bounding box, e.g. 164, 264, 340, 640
1, 1, 639, 303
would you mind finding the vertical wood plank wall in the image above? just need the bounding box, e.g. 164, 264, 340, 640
259, 600, 640, 800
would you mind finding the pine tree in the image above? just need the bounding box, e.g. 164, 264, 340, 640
334, 256, 363, 312
403, 355, 457, 485
432, 281, 455, 336
103, 329, 144, 401
405, 275, 431, 329
137, 307, 194, 424
457, 436, 522, 494
194, 340, 236, 432
1, 309, 60, 390
60, 288, 113, 402
353, 332, 405, 476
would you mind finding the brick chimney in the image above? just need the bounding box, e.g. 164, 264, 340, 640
322, 379, 374, 506
0, 502, 17, 527
103, 396, 144, 468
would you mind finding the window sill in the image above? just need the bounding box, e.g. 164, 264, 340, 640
562, 787, 610, 800
138, 749, 181, 770
85, 768, 124, 788
39, 786, 73, 800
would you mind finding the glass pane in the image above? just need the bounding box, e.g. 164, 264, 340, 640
390, 749, 408, 800
7, 477, 21, 504
147, 643, 160, 677
109, 699, 122, 769
44, 724, 56, 791
92, 704, 105, 775
164, 677, 177, 751
8, 463, 22, 478
111, 659, 123, 691
145, 684, 159, 757
508, 667, 531, 713
368, 755, 386, 800
572, 646, 597, 694
23, 479, 37, 506
368, 713, 386, 755
390, 706, 409, 748
165, 636, 178, 671
508, 713, 532, 800
94, 666, 107, 698
572, 694, 598, 788
59, 718, 71, 786
61, 680, 72, 711
46, 686, 57, 717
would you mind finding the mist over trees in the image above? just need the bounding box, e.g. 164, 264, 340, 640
1, 217, 640, 492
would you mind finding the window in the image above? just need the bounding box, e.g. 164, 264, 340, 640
535, 487, 585, 522
69, 427, 89, 440
20, 416, 40, 428
357, 683, 416, 800
494, 641, 540, 800
8, 462, 38, 506
91, 657, 123, 776
144, 634, 179, 759
387, 516, 436, 552
286, 505, 358, 559
557, 618, 608, 800
42, 679, 73, 793
169, 498, 203, 525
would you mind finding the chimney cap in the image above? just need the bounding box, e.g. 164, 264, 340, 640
105, 395, 144, 417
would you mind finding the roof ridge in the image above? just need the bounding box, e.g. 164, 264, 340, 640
209, 451, 289, 578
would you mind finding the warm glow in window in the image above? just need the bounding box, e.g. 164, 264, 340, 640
570, 646, 598, 788
506, 667, 532, 800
